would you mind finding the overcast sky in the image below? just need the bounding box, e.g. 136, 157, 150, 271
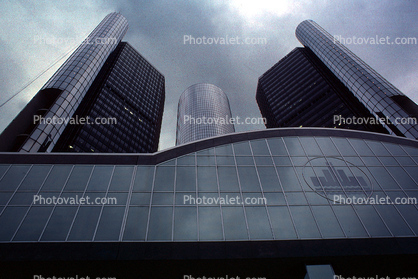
0, 0, 416, 150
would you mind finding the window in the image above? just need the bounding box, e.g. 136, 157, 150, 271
108, 166, 134, 191
147, 207, 172, 241
246, 207, 273, 239
123, 207, 149, 240
174, 207, 198, 240
14, 207, 53, 241
68, 206, 101, 241
64, 165, 93, 192
198, 207, 223, 240
95, 206, 125, 240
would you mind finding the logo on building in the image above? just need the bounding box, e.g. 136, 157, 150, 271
302, 157, 373, 201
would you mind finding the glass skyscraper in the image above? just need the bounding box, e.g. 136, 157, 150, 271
176, 83, 235, 145
295, 20, 418, 139
0, 12, 165, 153
256, 47, 389, 135
53, 42, 165, 153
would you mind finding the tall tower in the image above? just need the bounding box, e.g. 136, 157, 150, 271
295, 20, 418, 139
176, 83, 235, 145
53, 42, 165, 153
0, 13, 165, 153
256, 47, 389, 134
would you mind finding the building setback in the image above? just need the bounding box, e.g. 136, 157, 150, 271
176, 83, 235, 145
256, 47, 389, 134
0, 13, 165, 153
53, 42, 165, 153
295, 19, 418, 139
257, 20, 418, 139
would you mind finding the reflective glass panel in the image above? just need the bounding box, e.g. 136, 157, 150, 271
217, 167, 239, 192
123, 207, 148, 240
250, 140, 270, 156
86, 166, 113, 191
311, 206, 344, 238
19, 165, 52, 191
198, 207, 223, 240
246, 207, 272, 239
147, 206, 172, 241
268, 206, 297, 239
222, 206, 248, 240
68, 206, 101, 241
41, 206, 78, 241
176, 167, 196, 191
154, 167, 175, 191
233, 142, 252, 156
174, 207, 198, 241
197, 167, 218, 192
290, 206, 321, 238
41, 165, 72, 192
64, 165, 93, 192
258, 167, 281, 192
14, 206, 53, 241
0, 165, 30, 191
237, 166, 261, 192
277, 167, 302, 191
0, 206, 28, 241
95, 206, 125, 240
267, 138, 288, 156
133, 166, 154, 192
108, 166, 134, 191
333, 205, 368, 237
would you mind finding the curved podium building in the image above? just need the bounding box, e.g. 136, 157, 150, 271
0, 128, 417, 277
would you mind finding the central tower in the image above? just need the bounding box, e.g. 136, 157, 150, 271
176, 83, 235, 145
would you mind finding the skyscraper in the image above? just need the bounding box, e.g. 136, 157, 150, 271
257, 20, 418, 139
256, 47, 389, 134
53, 42, 165, 153
176, 83, 235, 145
295, 19, 418, 139
0, 12, 165, 153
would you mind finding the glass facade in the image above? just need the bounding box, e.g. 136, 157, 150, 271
53, 42, 165, 153
256, 47, 389, 134
296, 20, 418, 139
17, 13, 129, 152
0, 129, 416, 242
176, 83, 235, 145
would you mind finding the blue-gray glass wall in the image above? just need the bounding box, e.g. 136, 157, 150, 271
0, 131, 417, 242
53, 42, 165, 153
256, 47, 389, 135
176, 83, 235, 145
296, 20, 418, 139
